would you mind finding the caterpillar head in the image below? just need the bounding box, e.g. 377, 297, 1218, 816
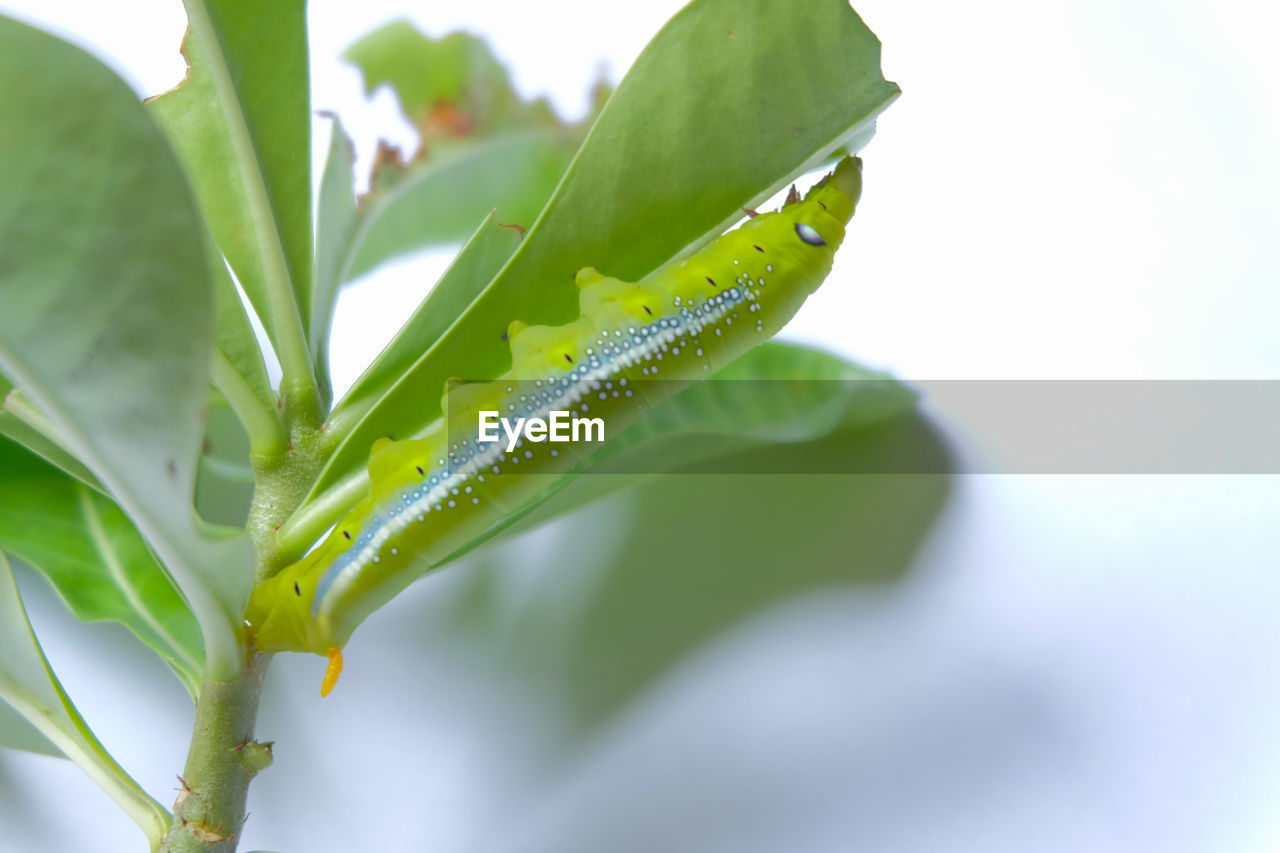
785, 155, 861, 253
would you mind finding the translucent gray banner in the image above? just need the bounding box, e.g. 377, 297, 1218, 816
442, 379, 1280, 475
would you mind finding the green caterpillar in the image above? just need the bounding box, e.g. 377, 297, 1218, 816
246, 156, 864, 694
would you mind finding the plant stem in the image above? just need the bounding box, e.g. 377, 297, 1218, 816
160, 388, 328, 851
159, 657, 269, 853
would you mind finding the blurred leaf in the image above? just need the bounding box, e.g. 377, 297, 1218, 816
0, 16, 253, 679
148, 0, 315, 391
0, 551, 170, 845
345, 23, 557, 132
442, 343, 917, 563
0, 439, 204, 694
586, 342, 915, 471
0, 694, 59, 757
311, 115, 361, 409
340, 23, 588, 265
297, 0, 899, 549
450, 410, 953, 731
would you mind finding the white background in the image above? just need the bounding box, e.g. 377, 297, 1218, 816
1, 1, 1278, 851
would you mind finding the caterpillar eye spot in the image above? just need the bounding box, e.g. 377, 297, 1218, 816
564, 353, 574, 364
753, 245, 764, 252
643, 305, 653, 315
706, 277, 717, 287
795, 222, 826, 246
415, 465, 424, 475
293, 582, 301, 596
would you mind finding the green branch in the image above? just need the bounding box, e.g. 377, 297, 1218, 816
211, 349, 286, 457
159, 661, 269, 853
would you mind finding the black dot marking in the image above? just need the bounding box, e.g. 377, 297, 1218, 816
753, 244, 764, 252
705, 277, 717, 287
293, 582, 301, 596
415, 465, 424, 475
343, 530, 351, 540
643, 305, 653, 315
564, 353, 574, 364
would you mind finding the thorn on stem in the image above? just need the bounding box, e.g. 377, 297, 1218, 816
175, 775, 193, 808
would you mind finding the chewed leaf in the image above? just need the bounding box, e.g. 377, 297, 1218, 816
316, 25, 603, 319
310, 27, 605, 403
147, 0, 315, 396
344, 23, 559, 137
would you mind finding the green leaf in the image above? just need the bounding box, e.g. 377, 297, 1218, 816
0, 551, 170, 846
0, 439, 204, 694
287, 0, 898, 553
207, 231, 282, 456
343, 129, 585, 284
311, 115, 361, 409
344, 22, 558, 133
0, 694, 60, 757
447, 412, 953, 731
583, 342, 915, 472
0, 16, 254, 679
330, 211, 527, 440
148, 0, 316, 399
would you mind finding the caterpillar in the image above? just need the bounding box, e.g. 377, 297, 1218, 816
246, 156, 863, 694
